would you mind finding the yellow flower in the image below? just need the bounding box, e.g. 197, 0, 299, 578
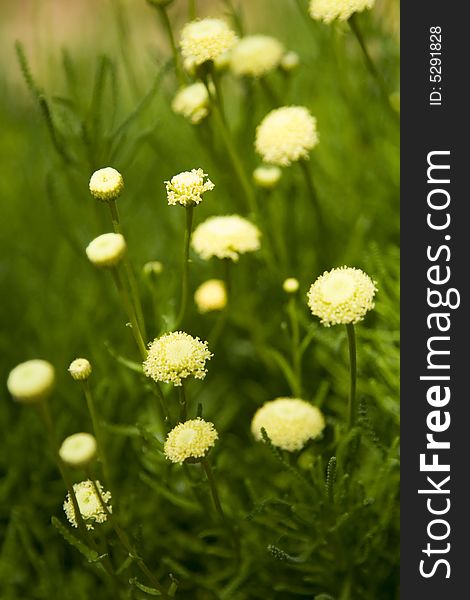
192, 215, 261, 261
68, 358, 92, 381
253, 165, 282, 189
7, 359, 55, 403
59, 433, 97, 468
307, 266, 377, 326
194, 279, 227, 313
230, 35, 284, 77
309, 0, 375, 23
143, 331, 212, 386
143, 261, 163, 278
180, 18, 237, 66
165, 169, 215, 207
252, 398, 325, 451
280, 51, 300, 72
283, 277, 299, 293
86, 233, 126, 268
89, 167, 124, 202
63, 480, 112, 530
172, 83, 210, 124
164, 418, 218, 464
255, 106, 319, 166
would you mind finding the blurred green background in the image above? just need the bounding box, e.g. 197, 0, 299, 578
1, 1, 399, 598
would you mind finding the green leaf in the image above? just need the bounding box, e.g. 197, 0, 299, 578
51, 517, 100, 564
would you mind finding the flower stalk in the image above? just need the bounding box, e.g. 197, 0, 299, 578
346, 323, 357, 430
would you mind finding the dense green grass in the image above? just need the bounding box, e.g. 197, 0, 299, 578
0, 1, 399, 598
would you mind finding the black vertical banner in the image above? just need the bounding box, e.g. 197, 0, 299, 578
401, 3, 468, 597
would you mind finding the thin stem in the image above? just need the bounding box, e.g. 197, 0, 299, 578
175, 205, 194, 329
157, 4, 184, 85
153, 381, 172, 427
178, 382, 187, 422
287, 297, 302, 397
83, 381, 112, 488
188, 0, 196, 20
109, 199, 121, 233
348, 14, 397, 120
299, 160, 327, 267
111, 266, 148, 360
346, 323, 357, 430
88, 475, 170, 598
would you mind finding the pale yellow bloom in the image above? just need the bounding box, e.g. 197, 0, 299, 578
192, 215, 261, 262
194, 279, 227, 313
143, 261, 163, 277
230, 35, 284, 77
180, 18, 237, 66
280, 51, 300, 72
68, 358, 92, 381
307, 266, 377, 326
143, 331, 212, 386
283, 277, 300, 293
89, 167, 124, 202
7, 359, 55, 403
253, 165, 282, 189
252, 398, 325, 451
63, 480, 112, 530
164, 418, 218, 464
59, 433, 97, 468
255, 106, 319, 166
86, 233, 126, 268
165, 169, 215, 207
172, 83, 210, 124
309, 0, 375, 23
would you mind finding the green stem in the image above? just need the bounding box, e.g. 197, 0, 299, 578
111, 266, 148, 360
175, 205, 194, 329
346, 323, 357, 430
178, 382, 187, 422
153, 381, 172, 427
188, 0, 196, 20
157, 4, 184, 85
83, 381, 112, 488
287, 297, 302, 397
299, 160, 327, 267
348, 14, 397, 119
88, 475, 170, 599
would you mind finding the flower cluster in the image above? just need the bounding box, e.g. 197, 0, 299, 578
165, 169, 215, 207
63, 480, 112, 530
143, 331, 212, 386
230, 35, 284, 77
86, 233, 127, 268
172, 83, 210, 124
7, 359, 55, 403
309, 0, 375, 23
192, 215, 261, 261
180, 18, 237, 66
164, 418, 218, 464
307, 266, 377, 326
59, 433, 97, 468
89, 167, 124, 202
68, 358, 92, 381
251, 398, 325, 452
194, 279, 227, 313
255, 106, 319, 166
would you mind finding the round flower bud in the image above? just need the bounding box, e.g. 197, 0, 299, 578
63, 480, 112, 530
86, 233, 126, 268
164, 418, 218, 464
59, 433, 97, 468
255, 106, 319, 166
165, 168, 215, 207
230, 35, 284, 78
180, 18, 237, 67
172, 83, 210, 124
192, 215, 261, 262
68, 358, 92, 381
194, 279, 227, 313
280, 51, 300, 72
143, 331, 212, 387
283, 277, 299, 293
89, 167, 124, 202
253, 165, 282, 189
143, 261, 163, 278
7, 359, 55, 403
307, 266, 377, 326
252, 398, 325, 452
309, 0, 375, 23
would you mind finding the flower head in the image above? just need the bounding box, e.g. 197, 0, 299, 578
307, 266, 377, 326
165, 169, 215, 207
59, 433, 97, 468
180, 18, 237, 66
89, 167, 124, 202
172, 83, 210, 124
68, 358, 92, 381
192, 215, 261, 262
280, 51, 300, 72
252, 398, 325, 451
86, 233, 126, 268
63, 480, 112, 530
143, 331, 212, 386
255, 106, 319, 166
164, 418, 218, 464
230, 35, 284, 77
283, 277, 299, 293
195, 279, 227, 313
253, 165, 282, 189
7, 359, 55, 403
309, 0, 375, 23
143, 261, 163, 278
